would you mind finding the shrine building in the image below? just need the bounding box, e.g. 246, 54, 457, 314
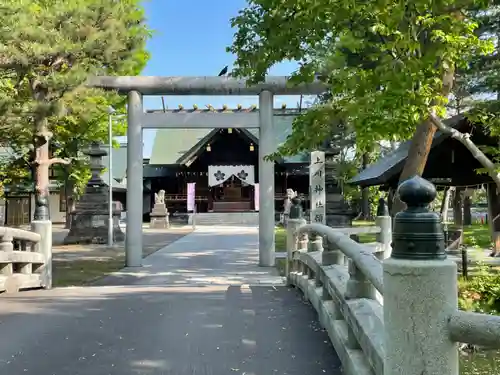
142, 105, 311, 219
349, 114, 500, 226
349, 114, 497, 191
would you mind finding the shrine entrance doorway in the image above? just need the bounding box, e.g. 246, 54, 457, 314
208, 165, 256, 212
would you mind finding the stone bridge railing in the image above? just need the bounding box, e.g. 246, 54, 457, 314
286, 176, 500, 375
0, 220, 52, 293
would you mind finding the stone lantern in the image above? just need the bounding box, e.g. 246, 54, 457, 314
322, 140, 357, 227
64, 142, 125, 244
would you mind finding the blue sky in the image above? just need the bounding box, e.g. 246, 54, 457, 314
132, 0, 304, 157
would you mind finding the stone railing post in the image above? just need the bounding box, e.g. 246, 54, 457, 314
373, 198, 392, 303
375, 197, 392, 258
308, 231, 323, 252
286, 218, 304, 279
288, 197, 306, 276
297, 222, 308, 275
31, 220, 52, 289
345, 258, 375, 349
383, 176, 458, 375
322, 237, 344, 267
0, 231, 13, 280
307, 231, 324, 287
298, 228, 308, 252
320, 237, 344, 321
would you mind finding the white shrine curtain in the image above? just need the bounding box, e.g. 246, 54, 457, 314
208, 165, 234, 187
208, 165, 255, 187
231, 165, 255, 186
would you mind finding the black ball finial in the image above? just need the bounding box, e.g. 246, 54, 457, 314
397, 175, 436, 209
289, 197, 303, 219
392, 176, 445, 260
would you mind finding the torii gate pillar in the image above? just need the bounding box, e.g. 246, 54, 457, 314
126, 90, 144, 267
258, 90, 275, 266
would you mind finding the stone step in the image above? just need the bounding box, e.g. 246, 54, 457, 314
190, 212, 259, 226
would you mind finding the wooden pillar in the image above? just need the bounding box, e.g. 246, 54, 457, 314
388, 187, 395, 215
250, 184, 254, 211
208, 187, 213, 212
487, 183, 500, 255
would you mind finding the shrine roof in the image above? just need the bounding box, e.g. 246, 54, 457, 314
101, 144, 128, 180
348, 114, 495, 187
148, 108, 309, 165
101, 171, 127, 190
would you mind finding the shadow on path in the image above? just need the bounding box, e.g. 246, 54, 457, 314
0, 226, 342, 374
0, 285, 342, 375
95, 227, 284, 286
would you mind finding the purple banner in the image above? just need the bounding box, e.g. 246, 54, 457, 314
254, 183, 259, 211
187, 183, 196, 212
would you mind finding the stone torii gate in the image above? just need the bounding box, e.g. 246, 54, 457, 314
88, 76, 326, 267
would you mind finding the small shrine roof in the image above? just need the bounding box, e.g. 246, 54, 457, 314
349, 114, 498, 188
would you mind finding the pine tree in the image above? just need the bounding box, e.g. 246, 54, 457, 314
0, 0, 150, 220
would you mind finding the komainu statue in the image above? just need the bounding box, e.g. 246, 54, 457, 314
154, 190, 165, 205
282, 188, 297, 226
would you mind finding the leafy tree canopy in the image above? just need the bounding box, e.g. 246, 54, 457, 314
228, 0, 495, 154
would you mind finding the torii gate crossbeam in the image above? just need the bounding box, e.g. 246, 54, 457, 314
88, 76, 327, 268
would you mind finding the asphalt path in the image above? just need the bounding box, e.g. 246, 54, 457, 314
0, 227, 342, 375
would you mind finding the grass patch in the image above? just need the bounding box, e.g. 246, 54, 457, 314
53, 257, 126, 287
275, 227, 286, 252
355, 221, 492, 249
352, 220, 377, 243
460, 350, 500, 375
352, 220, 375, 227
462, 224, 492, 248
275, 228, 287, 276
52, 243, 171, 287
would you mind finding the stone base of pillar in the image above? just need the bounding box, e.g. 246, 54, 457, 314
150, 203, 169, 229
326, 193, 356, 228
64, 188, 125, 244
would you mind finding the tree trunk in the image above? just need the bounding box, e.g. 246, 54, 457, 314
64, 177, 75, 229
361, 152, 370, 220
440, 186, 452, 222
463, 193, 472, 226
31, 80, 52, 221
487, 184, 500, 256
388, 188, 395, 216
392, 69, 455, 215
33, 120, 51, 221
392, 119, 437, 214
453, 187, 464, 226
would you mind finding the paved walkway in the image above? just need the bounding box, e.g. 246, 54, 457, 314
96, 226, 285, 286
0, 226, 342, 375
